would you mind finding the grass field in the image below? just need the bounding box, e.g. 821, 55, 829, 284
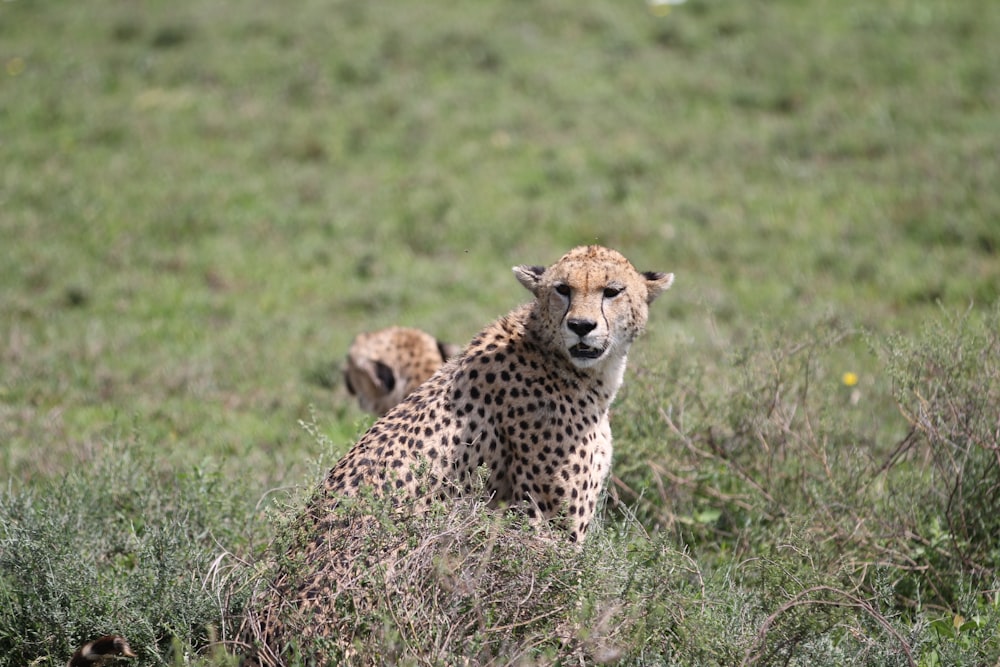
2, 0, 998, 664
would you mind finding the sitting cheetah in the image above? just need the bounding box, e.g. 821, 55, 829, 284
242, 246, 673, 664
344, 326, 461, 416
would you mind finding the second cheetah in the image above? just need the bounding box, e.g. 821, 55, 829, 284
344, 327, 461, 416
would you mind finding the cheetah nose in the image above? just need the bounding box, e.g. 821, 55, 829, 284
566, 318, 597, 337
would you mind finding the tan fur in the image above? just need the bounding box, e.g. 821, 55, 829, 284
243, 246, 673, 665
344, 327, 460, 416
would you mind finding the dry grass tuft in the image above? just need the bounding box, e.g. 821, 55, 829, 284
241, 481, 622, 666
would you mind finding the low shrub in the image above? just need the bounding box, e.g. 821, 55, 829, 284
0, 440, 252, 666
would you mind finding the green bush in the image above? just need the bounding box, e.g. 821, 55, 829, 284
609, 312, 1000, 665
0, 441, 252, 666
877, 307, 1000, 608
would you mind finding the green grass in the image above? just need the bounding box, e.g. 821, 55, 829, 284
1, 0, 999, 664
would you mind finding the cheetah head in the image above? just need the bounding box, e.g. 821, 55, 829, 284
513, 246, 674, 370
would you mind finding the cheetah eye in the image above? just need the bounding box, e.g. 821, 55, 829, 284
603, 286, 624, 299
554, 284, 571, 297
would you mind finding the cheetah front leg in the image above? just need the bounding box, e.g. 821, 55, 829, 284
566, 421, 613, 541
509, 421, 614, 543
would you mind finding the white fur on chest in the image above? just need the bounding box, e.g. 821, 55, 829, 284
591, 351, 629, 407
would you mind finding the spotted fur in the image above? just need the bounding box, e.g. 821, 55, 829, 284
242, 246, 673, 665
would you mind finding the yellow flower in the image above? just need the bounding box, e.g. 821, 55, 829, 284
841, 372, 859, 387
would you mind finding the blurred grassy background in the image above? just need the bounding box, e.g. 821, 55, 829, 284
1, 1, 999, 662
3, 0, 996, 483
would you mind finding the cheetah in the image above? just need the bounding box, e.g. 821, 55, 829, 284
344, 326, 461, 416
242, 246, 673, 665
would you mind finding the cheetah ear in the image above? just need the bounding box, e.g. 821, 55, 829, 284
513, 264, 546, 295
643, 271, 674, 304
372, 360, 397, 392
436, 340, 462, 361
